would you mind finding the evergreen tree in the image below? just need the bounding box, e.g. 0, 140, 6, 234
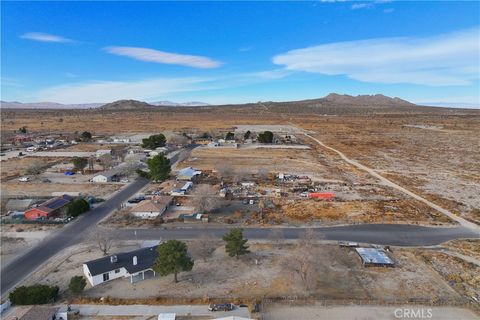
223, 228, 250, 259
153, 240, 194, 283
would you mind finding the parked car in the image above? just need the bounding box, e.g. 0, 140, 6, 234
208, 303, 234, 311
64, 171, 75, 176
127, 197, 144, 204
120, 179, 129, 183
18, 177, 30, 182
42, 178, 52, 183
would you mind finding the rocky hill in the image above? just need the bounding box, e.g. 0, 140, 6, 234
320, 93, 415, 106
97, 99, 157, 110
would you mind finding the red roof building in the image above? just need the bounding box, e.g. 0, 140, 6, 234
24, 195, 73, 220
308, 192, 335, 200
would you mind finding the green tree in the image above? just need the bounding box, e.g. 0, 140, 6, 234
73, 157, 88, 172
223, 228, 250, 259
142, 134, 166, 149
258, 131, 273, 143
9, 284, 59, 305
146, 154, 171, 182
67, 198, 90, 217
69, 275, 87, 294
153, 240, 194, 283
81, 131, 92, 141
225, 131, 235, 140
244, 130, 251, 140
18, 126, 28, 134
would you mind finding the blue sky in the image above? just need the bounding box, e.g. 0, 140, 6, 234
1, 1, 479, 106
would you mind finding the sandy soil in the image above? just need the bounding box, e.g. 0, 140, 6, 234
0, 156, 63, 181
262, 304, 479, 320
1, 181, 122, 198
183, 147, 331, 178
1, 224, 61, 267
29, 243, 461, 303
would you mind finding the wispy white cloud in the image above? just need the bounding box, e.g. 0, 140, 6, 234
34, 77, 214, 104
273, 28, 480, 86
239, 46, 253, 52
20, 32, 75, 43
104, 46, 222, 69
383, 8, 394, 13
30, 67, 295, 104
351, 3, 372, 10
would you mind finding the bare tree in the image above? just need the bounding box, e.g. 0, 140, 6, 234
189, 233, 217, 261
24, 159, 45, 177
282, 229, 323, 293
87, 156, 95, 171
99, 154, 113, 170
93, 232, 113, 256
216, 163, 233, 180
233, 168, 250, 184
256, 168, 269, 181
167, 133, 189, 146
267, 228, 285, 247
298, 229, 325, 249
190, 185, 221, 213
124, 153, 141, 175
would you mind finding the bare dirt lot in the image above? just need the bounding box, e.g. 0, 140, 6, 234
27, 242, 464, 304
1, 180, 122, 198
2, 106, 478, 228
183, 146, 330, 178
1, 223, 61, 267
262, 303, 479, 320
0, 156, 64, 181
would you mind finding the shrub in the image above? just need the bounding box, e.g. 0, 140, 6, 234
67, 198, 90, 217
69, 275, 87, 294
9, 284, 59, 305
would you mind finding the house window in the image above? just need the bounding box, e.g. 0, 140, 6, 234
115, 269, 120, 274
103, 273, 110, 282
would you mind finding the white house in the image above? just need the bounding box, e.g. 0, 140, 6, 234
130, 197, 172, 219
83, 246, 159, 287
91, 167, 125, 183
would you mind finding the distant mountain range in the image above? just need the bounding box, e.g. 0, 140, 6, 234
0, 101, 104, 109
1, 94, 422, 110
0, 100, 210, 109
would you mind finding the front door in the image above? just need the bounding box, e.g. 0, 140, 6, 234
103, 273, 109, 282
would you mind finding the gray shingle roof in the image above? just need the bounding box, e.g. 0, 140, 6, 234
85, 245, 159, 276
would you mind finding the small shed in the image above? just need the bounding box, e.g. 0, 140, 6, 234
355, 247, 394, 267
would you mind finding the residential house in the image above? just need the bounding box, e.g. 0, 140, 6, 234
83, 245, 159, 286
24, 195, 73, 220
91, 167, 124, 183
176, 167, 202, 181
130, 196, 172, 219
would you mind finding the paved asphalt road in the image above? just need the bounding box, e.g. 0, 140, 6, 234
114, 224, 479, 247
0, 177, 149, 295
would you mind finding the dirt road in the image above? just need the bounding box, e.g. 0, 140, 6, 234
304, 133, 480, 232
